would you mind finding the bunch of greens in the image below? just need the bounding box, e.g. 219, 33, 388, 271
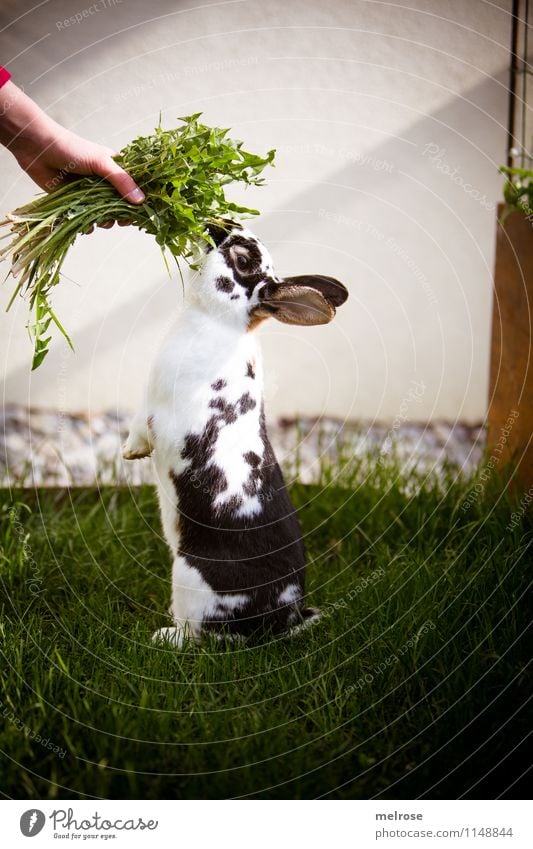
500, 164, 533, 220
0, 113, 275, 368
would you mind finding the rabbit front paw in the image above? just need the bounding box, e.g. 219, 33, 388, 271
122, 436, 152, 460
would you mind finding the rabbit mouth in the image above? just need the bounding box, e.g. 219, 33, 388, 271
247, 303, 275, 332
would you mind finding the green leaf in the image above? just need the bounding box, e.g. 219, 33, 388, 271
31, 348, 49, 370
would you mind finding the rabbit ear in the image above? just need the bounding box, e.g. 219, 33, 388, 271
205, 219, 242, 247
260, 275, 348, 326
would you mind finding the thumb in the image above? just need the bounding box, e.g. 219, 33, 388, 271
92, 155, 145, 204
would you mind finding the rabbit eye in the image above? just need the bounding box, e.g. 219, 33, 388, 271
236, 254, 250, 271
230, 244, 253, 273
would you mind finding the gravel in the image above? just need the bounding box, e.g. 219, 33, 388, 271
0, 404, 484, 488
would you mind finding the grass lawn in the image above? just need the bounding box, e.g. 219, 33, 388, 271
0, 453, 530, 799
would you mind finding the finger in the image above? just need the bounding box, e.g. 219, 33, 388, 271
118, 220, 132, 226
92, 156, 145, 204
98, 221, 114, 229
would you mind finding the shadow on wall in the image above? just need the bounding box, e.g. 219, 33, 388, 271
256, 68, 506, 423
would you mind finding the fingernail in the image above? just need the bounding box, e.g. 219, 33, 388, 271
128, 188, 145, 203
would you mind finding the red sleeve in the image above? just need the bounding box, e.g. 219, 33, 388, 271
0, 66, 12, 88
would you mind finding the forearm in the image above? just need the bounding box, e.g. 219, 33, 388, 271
0, 81, 58, 165
0, 77, 144, 202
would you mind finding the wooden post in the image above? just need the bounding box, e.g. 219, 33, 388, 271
487, 204, 533, 491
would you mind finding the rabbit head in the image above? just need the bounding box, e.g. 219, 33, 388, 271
189, 221, 349, 329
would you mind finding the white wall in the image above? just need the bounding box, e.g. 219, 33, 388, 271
0, 0, 511, 423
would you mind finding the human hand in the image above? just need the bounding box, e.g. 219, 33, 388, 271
0, 81, 145, 207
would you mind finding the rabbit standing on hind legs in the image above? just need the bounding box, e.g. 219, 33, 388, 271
123, 222, 348, 647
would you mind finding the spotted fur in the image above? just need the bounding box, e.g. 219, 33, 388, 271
123, 225, 348, 647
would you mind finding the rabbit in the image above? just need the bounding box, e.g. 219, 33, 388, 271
122, 222, 348, 647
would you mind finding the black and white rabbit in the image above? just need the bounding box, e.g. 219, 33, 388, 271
123, 222, 348, 646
